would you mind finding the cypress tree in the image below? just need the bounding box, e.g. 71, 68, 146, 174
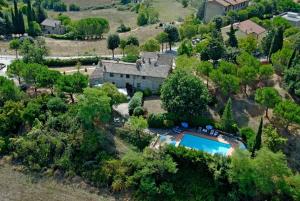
268, 27, 284, 61
35, 0, 47, 23
10, 8, 16, 33
221, 98, 235, 133
227, 24, 238, 48
18, 11, 25, 34
12, 0, 19, 34
27, 0, 35, 36
251, 117, 263, 157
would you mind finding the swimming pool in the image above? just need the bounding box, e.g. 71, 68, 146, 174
179, 134, 231, 155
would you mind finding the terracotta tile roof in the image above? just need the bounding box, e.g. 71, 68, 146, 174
234, 20, 266, 35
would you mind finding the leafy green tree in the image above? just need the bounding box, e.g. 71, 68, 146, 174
196, 61, 213, 88
20, 63, 46, 95
56, 72, 88, 103
9, 39, 21, 59
126, 35, 140, 46
74, 17, 109, 39
206, 38, 225, 64
105, 148, 177, 199
177, 39, 193, 56
22, 100, 43, 125
100, 83, 127, 106
20, 38, 48, 64
213, 16, 223, 31
36, 69, 61, 94
236, 51, 260, 69
272, 48, 293, 74
155, 32, 168, 52
0, 100, 24, 136
240, 127, 255, 150
230, 148, 293, 200
7, 60, 25, 84
237, 65, 257, 96
239, 35, 257, 54
284, 65, 300, 98
141, 38, 160, 52
107, 34, 120, 59
258, 64, 274, 82
0, 76, 22, 106
220, 98, 236, 133
263, 125, 286, 152
210, 70, 240, 97
47, 97, 67, 114
161, 70, 210, 120
77, 88, 111, 129
119, 39, 127, 56
255, 87, 281, 118
164, 24, 179, 51
227, 24, 238, 48
251, 117, 263, 157
274, 100, 300, 129
127, 116, 148, 150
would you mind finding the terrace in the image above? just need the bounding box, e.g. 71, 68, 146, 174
150, 124, 246, 156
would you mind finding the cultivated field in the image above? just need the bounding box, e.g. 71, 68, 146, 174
62, 0, 114, 9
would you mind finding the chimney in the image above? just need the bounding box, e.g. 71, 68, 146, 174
103, 65, 107, 72
136, 59, 142, 70
148, 58, 151, 64
98, 60, 103, 67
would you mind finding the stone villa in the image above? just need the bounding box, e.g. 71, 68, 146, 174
204, 0, 249, 22
221, 19, 266, 40
41, 18, 65, 35
90, 52, 174, 93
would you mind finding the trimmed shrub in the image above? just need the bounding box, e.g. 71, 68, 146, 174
189, 116, 215, 128
143, 88, 152, 97
69, 3, 80, 11
128, 92, 143, 115
117, 24, 131, 33
44, 57, 100, 67
122, 55, 139, 63
148, 113, 176, 128
133, 106, 144, 116
116, 127, 152, 150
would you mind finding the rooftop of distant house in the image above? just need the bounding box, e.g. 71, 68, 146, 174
279, 12, 300, 22
232, 19, 266, 35
41, 19, 62, 27
209, 0, 249, 7
90, 52, 174, 80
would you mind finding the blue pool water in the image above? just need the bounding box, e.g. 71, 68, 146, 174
179, 134, 231, 155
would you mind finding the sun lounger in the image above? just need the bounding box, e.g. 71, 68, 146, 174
202, 129, 208, 134
213, 131, 219, 137
210, 130, 214, 136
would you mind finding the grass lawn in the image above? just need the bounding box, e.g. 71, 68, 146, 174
0, 163, 116, 201
144, 96, 166, 114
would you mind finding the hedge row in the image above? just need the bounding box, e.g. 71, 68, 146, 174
128, 92, 143, 115
44, 57, 100, 67
148, 113, 215, 129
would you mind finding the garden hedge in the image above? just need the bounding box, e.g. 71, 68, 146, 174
128, 92, 143, 115
44, 57, 100, 67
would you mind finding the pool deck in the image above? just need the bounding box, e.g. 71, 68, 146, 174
175, 131, 239, 156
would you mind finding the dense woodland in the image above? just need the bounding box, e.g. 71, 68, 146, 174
1, 0, 300, 201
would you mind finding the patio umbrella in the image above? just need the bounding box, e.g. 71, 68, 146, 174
206, 125, 213, 130
181, 122, 189, 128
